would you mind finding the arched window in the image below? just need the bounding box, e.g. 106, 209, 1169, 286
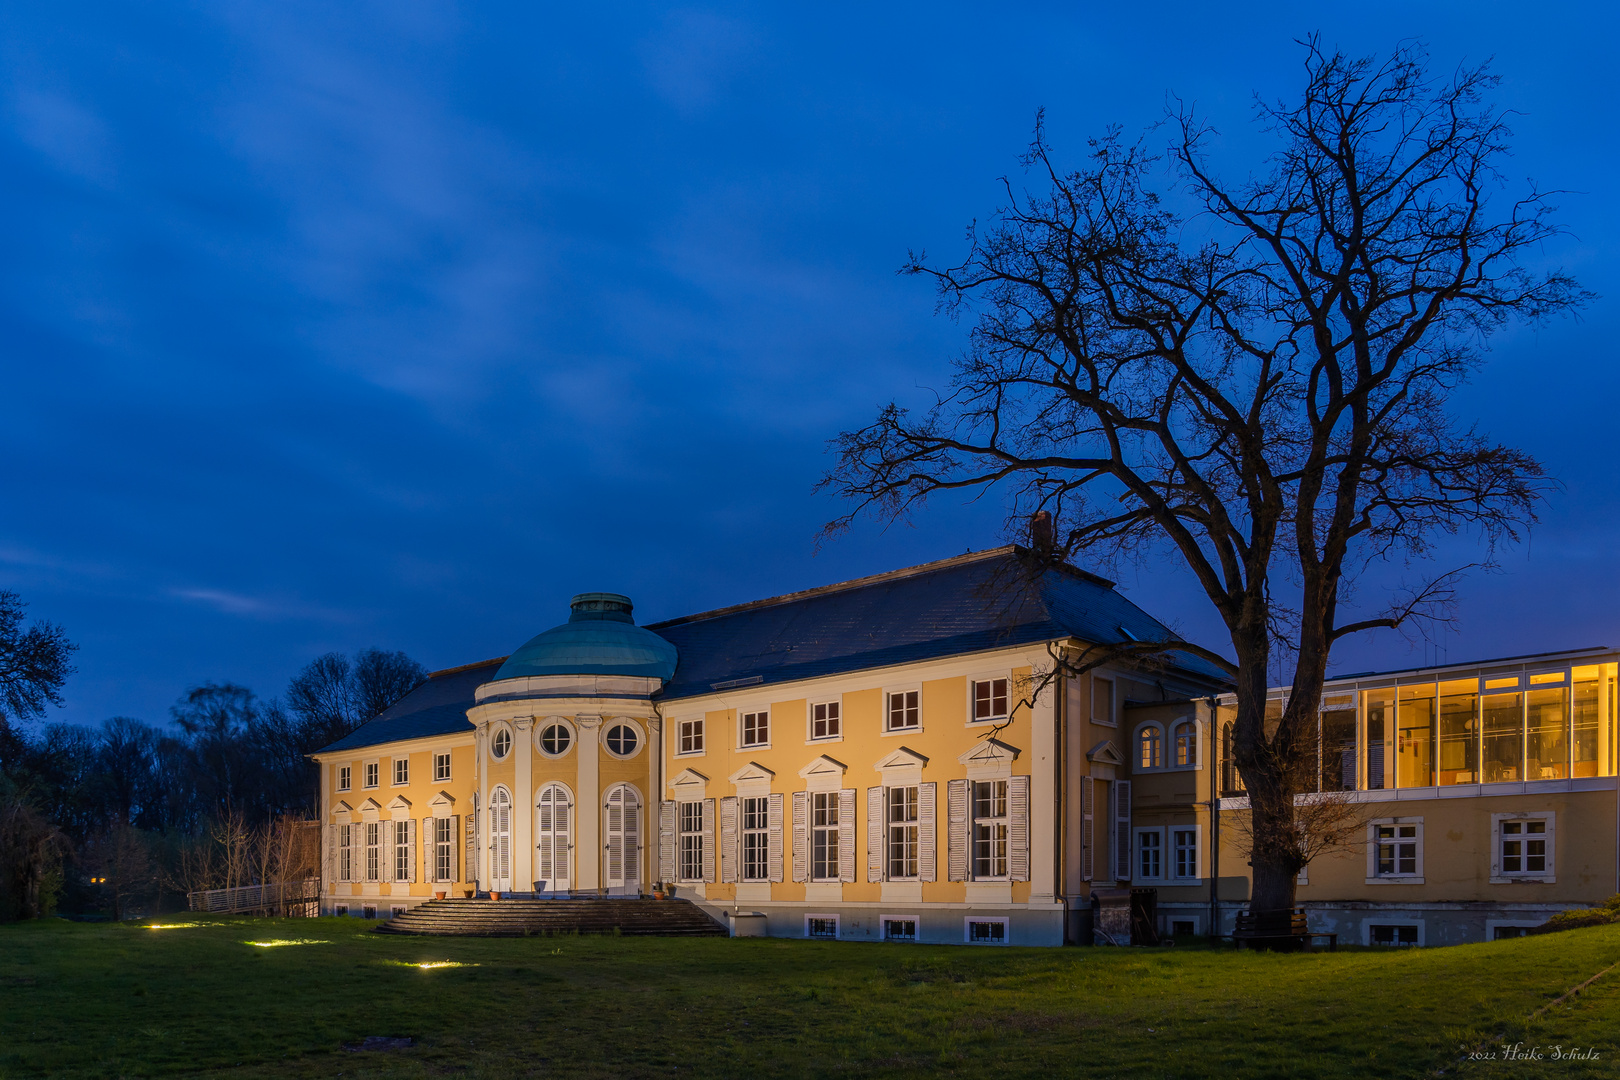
604, 783, 642, 891
490, 786, 513, 890
1138, 725, 1163, 770
1173, 721, 1197, 767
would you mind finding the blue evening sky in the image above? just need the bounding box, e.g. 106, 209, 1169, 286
2, 2, 1614, 727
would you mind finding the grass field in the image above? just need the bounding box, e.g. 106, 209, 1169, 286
2, 917, 1617, 1079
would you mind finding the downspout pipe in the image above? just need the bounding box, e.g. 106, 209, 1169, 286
1208, 695, 1220, 940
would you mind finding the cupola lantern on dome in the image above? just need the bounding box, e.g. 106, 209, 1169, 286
491, 592, 678, 682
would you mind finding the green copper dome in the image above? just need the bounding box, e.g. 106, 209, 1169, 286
492, 593, 677, 682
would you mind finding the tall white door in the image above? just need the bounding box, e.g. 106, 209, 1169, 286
490, 787, 513, 892
536, 784, 572, 893
604, 784, 641, 895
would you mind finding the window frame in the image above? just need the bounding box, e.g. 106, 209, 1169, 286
676, 717, 705, 757
884, 686, 922, 734
337, 765, 351, 792
1492, 812, 1556, 883
740, 708, 771, 749
1363, 919, 1424, 947
364, 821, 381, 883
809, 791, 841, 882
392, 757, 409, 787
1135, 722, 1165, 771
964, 917, 1010, 945
1171, 718, 1199, 769
740, 796, 769, 882
433, 752, 451, 782
1365, 817, 1424, 884
968, 674, 1011, 726
886, 784, 921, 880
393, 820, 410, 881
535, 719, 575, 759
808, 699, 842, 742
1134, 826, 1165, 882
677, 800, 705, 883
434, 816, 453, 882
602, 719, 644, 760
804, 914, 840, 939
970, 778, 1009, 880
363, 760, 380, 789
1169, 825, 1201, 882
882, 916, 917, 942
489, 724, 513, 761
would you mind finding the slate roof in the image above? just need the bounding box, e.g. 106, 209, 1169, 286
316, 658, 503, 754
647, 546, 1231, 701
314, 546, 1232, 754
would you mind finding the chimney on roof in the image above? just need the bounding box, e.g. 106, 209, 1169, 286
1029, 510, 1055, 555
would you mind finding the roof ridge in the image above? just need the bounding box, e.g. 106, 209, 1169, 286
643, 546, 1022, 630
425, 656, 509, 679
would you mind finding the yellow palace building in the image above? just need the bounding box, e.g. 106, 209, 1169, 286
311, 547, 1620, 945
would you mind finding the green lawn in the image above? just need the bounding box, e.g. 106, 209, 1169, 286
1, 917, 1617, 1079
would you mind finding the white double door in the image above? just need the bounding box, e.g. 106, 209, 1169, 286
603, 784, 641, 895
490, 787, 513, 893
535, 784, 572, 894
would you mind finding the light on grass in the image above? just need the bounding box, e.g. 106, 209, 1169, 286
381, 959, 479, 970
146, 924, 202, 930
244, 940, 330, 948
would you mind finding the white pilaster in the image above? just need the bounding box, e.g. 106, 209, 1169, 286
514, 716, 534, 891
576, 714, 602, 892
646, 714, 662, 888
476, 724, 490, 888
1030, 682, 1057, 904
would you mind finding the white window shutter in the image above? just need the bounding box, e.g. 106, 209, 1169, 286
1114, 780, 1132, 881
659, 801, 676, 882
452, 815, 462, 884
421, 817, 435, 883
866, 786, 884, 882
918, 781, 937, 882
626, 793, 641, 887
408, 818, 417, 883
767, 793, 785, 883
791, 792, 808, 883
325, 825, 337, 887
1080, 777, 1094, 881
838, 788, 856, 883
947, 779, 970, 882
701, 798, 717, 883
719, 797, 738, 884
1008, 775, 1030, 882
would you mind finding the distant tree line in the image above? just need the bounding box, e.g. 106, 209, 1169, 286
0, 589, 425, 920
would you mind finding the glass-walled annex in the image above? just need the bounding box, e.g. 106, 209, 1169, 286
1218, 653, 1618, 796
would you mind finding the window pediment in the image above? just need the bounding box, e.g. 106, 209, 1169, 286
429, 790, 457, 810
331, 800, 354, 823
1087, 740, 1124, 766
957, 738, 1020, 766
672, 768, 710, 794
797, 755, 847, 780
873, 746, 928, 771
729, 761, 776, 785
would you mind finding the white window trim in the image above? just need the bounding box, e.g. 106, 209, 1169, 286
533, 717, 577, 760
432, 752, 452, 782
738, 707, 772, 751
964, 916, 1010, 945
1168, 823, 1203, 883
672, 716, 705, 758
600, 717, 646, 760
1365, 816, 1425, 885
488, 722, 514, 762
966, 671, 1013, 728
883, 683, 923, 736
806, 698, 844, 744
1133, 826, 1166, 882
392, 757, 409, 787
676, 798, 706, 883
362, 759, 381, 789
336, 765, 352, 792
1361, 918, 1425, 947
1168, 716, 1202, 771
880, 914, 918, 942
804, 913, 840, 939
1491, 812, 1556, 884
1133, 722, 1167, 772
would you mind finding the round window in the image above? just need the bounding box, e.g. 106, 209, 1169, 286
605, 724, 639, 757
539, 723, 572, 756
491, 727, 512, 760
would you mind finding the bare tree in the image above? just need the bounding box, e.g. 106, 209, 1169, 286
0, 590, 76, 761
823, 40, 1588, 912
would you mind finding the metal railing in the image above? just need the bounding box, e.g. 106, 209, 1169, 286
187, 878, 321, 917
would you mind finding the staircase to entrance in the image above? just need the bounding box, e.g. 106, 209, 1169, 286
374, 897, 728, 938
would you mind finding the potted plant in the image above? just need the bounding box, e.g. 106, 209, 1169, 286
462, 888, 474, 899
652, 882, 667, 900
490, 891, 502, 900
434, 890, 447, 900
